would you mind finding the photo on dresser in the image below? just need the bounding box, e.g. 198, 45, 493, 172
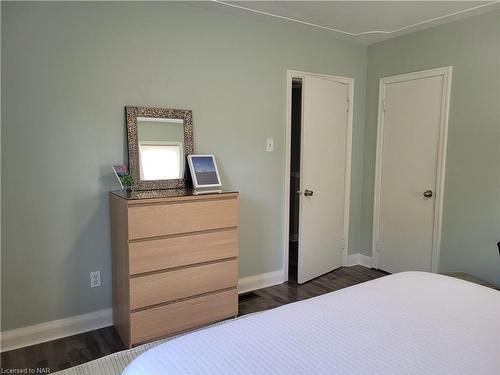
187, 155, 222, 188
112, 165, 133, 189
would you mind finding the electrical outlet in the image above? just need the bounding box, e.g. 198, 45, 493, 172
90, 271, 101, 288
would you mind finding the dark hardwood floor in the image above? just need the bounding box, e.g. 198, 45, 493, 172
239, 265, 388, 315
1, 265, 388, 373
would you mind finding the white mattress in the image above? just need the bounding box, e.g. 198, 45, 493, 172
123, 272, 500, 375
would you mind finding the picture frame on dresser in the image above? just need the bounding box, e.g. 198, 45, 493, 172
187, 155, 222, 189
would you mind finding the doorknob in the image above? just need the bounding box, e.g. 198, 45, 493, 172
304, 189, 314, 197
423, 190, 433, 198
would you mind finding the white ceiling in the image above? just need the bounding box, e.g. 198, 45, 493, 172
214, 1, 499, 44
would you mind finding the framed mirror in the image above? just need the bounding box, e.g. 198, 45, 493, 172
126, 106, 193, 190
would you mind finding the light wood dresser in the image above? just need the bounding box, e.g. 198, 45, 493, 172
110, 189, 239, 348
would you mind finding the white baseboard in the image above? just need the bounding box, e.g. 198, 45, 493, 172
1, 271, 286, 352
238, 270, 285, 294
1, 308, 113, 353
347, 253, 372, 268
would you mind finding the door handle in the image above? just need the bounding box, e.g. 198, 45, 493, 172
304, 189, 314, 197
423, 190, 433, 198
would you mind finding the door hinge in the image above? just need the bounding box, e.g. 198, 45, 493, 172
346, 99, 350, 113
341, 239, 346, 250
382, 99, 386, 112
376, 240, 381, 253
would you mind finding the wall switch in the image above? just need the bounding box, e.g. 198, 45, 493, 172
266, 138, 274, 152
90, 271, 101, 288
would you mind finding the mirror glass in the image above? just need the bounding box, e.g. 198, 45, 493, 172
136, 117, 185, 181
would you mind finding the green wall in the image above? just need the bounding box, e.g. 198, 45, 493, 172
362, 10, 500, 286
137, 120, 184, 143
1, 2, 367, 330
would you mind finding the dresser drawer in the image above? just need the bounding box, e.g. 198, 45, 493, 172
130, 289, 237, 344
128, 198, 238, 240
129, 229, 238, 275
130, 260, 238, 310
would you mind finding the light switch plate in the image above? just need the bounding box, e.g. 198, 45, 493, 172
266, 138, 274, 152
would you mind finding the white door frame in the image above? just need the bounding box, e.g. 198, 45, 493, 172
283, 70, 354, 282
372, 66, 453, 273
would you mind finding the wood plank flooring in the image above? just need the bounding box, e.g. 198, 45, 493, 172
239, 265, 388, 315
1, 265, 388, 373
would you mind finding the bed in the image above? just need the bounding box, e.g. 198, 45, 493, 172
123, 272, 500, 375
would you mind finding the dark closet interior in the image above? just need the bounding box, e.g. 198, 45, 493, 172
288, 79, 302, 282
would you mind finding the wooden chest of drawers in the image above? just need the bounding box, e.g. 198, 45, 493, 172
110, 191, 239, 347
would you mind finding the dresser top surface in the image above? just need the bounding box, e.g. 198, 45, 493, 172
111, 189, 238, 201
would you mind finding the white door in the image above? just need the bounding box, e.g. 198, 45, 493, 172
297, 75, 350, 284
374, 68, 452, 273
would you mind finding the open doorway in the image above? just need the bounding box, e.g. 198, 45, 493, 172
284, 70, 354, 284
288, 79, 302, 282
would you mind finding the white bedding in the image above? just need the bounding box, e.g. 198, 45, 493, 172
123, 272, 500, 375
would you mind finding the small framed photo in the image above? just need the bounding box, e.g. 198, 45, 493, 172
112, 165, 133, 189
187, 155, 222, 188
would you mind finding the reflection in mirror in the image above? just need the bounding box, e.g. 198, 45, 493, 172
136, 117, 184, 181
